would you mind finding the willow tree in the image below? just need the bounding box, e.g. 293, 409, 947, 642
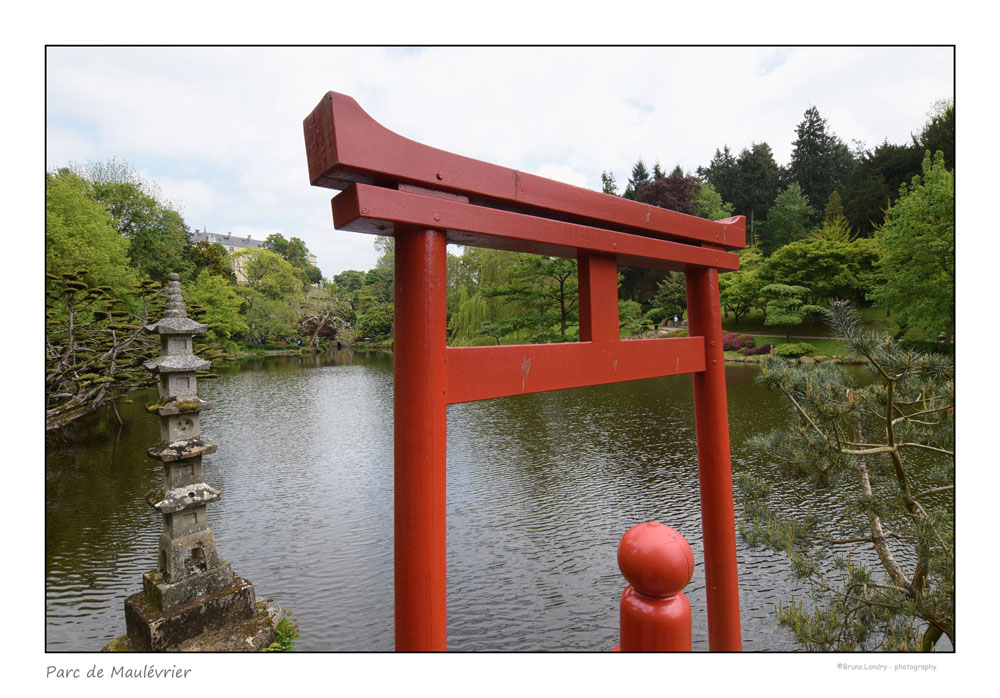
739, 301, 954, 651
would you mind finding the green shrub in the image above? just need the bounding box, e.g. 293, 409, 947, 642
772, 342, 816, 358
264, 614, 299, 652
646, 307, 668, 326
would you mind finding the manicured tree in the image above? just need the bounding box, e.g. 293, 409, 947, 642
618, 299, 649, 338
298, 284, 352, 347
758, 239, 853, 306
45, 273, 162, 430
868, 152, 954, 340
759, 283, 816, 342
739, 301, 953, 651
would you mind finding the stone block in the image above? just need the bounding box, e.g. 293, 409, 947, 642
107, 598, 285, 653
125, 573, 256, 651
142, 563, 234, 612
160, 412, 200, 443
157, 529, 224, 584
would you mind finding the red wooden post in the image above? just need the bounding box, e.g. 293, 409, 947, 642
685, 266, 742, 651
393, 225, 448, 651
577, 252, 619, 342
616, 521, 693, 652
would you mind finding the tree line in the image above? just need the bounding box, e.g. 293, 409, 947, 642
45, 102, 954, 429
45, 159, 340, 430
344, 101, 954, 349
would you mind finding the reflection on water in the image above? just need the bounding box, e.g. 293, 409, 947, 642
44, 351, 924, 651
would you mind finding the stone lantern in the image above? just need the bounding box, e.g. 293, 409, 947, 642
111, 273, 284, 652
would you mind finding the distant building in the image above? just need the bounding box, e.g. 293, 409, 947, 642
189, 229, 317, 283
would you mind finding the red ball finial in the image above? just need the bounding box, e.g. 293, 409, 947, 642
617, 521, 694, 598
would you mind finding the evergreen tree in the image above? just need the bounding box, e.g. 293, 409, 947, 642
841, 140, 923, 236
600, 170, 619, 196
823, 190, 845, 224
623, 159, 653, 200
735, 143, 784, 239
759, 182, 814, 255
697, 146, 740, 209
740, 301, 954, 651
789, 107, 855, 224
813, 216, 852, 243
651, 272, 687, 319
914, 100, 954, 171
814, 190, 853, 242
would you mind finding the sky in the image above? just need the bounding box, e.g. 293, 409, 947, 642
45, 46, 954, 278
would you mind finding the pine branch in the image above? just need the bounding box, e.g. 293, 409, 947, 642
912, 485, 954, 500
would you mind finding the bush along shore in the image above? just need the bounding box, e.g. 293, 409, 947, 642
720, 332, 865, 365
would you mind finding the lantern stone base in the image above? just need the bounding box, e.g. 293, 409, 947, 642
117, 573, 281, 652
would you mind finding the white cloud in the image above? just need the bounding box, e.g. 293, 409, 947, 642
45, 46, 954, 276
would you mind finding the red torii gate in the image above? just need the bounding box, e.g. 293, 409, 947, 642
303, 92, 745, 652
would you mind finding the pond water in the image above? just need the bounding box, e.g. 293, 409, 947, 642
44, 350, 929, 652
